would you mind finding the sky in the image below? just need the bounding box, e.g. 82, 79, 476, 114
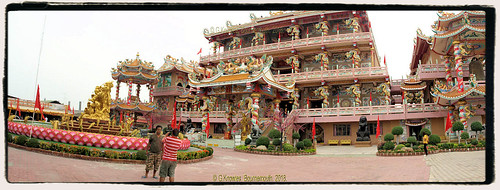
7, 10, 440, 110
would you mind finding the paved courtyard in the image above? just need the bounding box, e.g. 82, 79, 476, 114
6, 146, 485, 183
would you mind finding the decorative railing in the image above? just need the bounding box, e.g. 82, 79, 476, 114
274, 66, 388, 83
295, 103, 447, 118
390, 79, 403, 87
153, 86, 188, 96
200, 32, 373, 63
168, 103, 447, 121
416, 63, 469, 79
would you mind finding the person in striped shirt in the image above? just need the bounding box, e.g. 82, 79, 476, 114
159, 128, 182, 182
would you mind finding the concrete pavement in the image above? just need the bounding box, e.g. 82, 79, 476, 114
6, 146, 485, 183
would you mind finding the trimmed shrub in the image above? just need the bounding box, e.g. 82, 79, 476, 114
283, 143, 294, 152
404, 143, 411, 147
296, 141, 305, 150
268, 129, 281, 139
292, 132, 300, 139
383, 141, 395, 150
135, 150, 147, 160
429, 134, 441, 145
272, 138, 281, 146
15, 135, 28, 146
7, 133, 13, 143
407, 136, 417, 146
471, 121, 483, 140
26, 138, 40, 148
244, 138, 252, 146
206, 147, 214, 156
303, 139, 313, 148
419, 128, 432, 137
471, 139, 478, 146
267, 144, 275, 151
391, 126, 404, 136
461, 132, 470, 141
452, 121, 464, 132
384, 133, 394, 142
256, 136, 270, 148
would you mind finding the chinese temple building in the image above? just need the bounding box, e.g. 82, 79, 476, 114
111, 53, 158, 129
409, 11, 486, 139
152, 55, 194, 129
143, 10, 486, 146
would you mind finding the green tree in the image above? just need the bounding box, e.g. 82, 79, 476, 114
470, 121, 484, 140
268, 129, 281, 139
391, 126, 404, 145
461, 132, 470, 144
419, 128, 432, 137
452, 121, 464, 144
384, 133, 394, 142
407, 136, 417, 148
429, 134, 441, 145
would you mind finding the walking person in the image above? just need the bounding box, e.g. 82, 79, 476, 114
423, 132, 429, 156
142, 125, 163, 179
159, 128, 182, 182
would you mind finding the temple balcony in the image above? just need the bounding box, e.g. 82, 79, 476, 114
416, 63, 470, 81
273, 66, 388, 84
199, 32, 373, 64
390, 79, 403, 92
152, 86, 188, 96
167, 103, 484, 124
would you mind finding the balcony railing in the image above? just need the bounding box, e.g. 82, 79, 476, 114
7, 97, 65, 110
295, 103, 447, 118
200, 32, 373, 63
273, 66, 388, 83
416, 63, 469, 80
152, 86, 188, 96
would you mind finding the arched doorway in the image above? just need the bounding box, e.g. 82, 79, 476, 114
298, 123, 324, 143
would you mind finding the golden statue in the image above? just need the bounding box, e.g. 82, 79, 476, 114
82, 82, 114, 121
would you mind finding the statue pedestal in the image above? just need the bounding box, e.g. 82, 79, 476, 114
354, 141, 371, 147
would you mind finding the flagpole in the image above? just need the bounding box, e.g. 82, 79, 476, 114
31, 15, 47, 134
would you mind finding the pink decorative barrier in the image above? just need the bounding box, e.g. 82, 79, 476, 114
7, 122, 152, 150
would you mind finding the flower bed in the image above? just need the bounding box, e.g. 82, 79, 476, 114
8, 134, 212, 164
234, 145, 316, 156
7, 121, 190, 151
376, 143, 486, 157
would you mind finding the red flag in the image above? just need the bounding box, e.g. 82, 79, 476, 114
376, 116, 380, 138
16, 98, 21, 117
197, 48, 202, 55
445, 112, 452, 132
40, 106, 45, 120
206, 112, 210, 138
384, 55, 386, 65
172, 101, 177, 129
312, 118, 316, 140
34, 85, 44, 119
120, 111, 123, 123
72, 106, 75, 115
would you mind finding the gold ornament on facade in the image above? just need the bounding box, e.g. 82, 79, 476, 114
287, 25, 300, 40
251, 32, 264, 46
345, 17, 360, 33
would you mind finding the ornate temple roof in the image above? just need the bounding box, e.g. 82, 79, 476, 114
433, 85, 486, 106
157, 55, 194, 73
110, 102, 155, 112
111, 53, 158, 84
188, 55, 295, 92
430, 11, 486, 55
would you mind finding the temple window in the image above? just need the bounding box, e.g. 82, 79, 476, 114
334, 124, 351, 136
